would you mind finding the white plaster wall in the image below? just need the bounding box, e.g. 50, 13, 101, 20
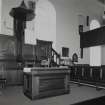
90, 46, 101, 66
34, 0, 56, 48
78, 48, 90, 64
89, 19, 101, 66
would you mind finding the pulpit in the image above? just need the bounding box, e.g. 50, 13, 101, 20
9, 0, 35, 62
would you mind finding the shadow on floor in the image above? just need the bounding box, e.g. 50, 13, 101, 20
71, 96, 105, 105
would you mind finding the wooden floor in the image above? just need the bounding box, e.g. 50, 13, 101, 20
0, 83, 105, 105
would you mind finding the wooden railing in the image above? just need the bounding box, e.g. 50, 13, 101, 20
51, 48, 60, 66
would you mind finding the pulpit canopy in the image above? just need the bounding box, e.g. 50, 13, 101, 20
9, 0, 35, 21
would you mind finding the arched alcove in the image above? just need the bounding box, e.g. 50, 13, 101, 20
25, 0, 56, 48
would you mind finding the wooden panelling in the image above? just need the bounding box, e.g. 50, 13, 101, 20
5, 69, 23, 85
82, 66, 91, 81
91, 66, 101, 82
101, 66, 105, 84
70, 66, 76, 81
36, 39, 52, 60
76, 66, 83, 80
0, 35, 16, 57
80, 26, 105, 48
6, 70, 18, 85
22, 44, 34, 60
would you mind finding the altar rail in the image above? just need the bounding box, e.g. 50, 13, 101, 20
70, 65, 105, 89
